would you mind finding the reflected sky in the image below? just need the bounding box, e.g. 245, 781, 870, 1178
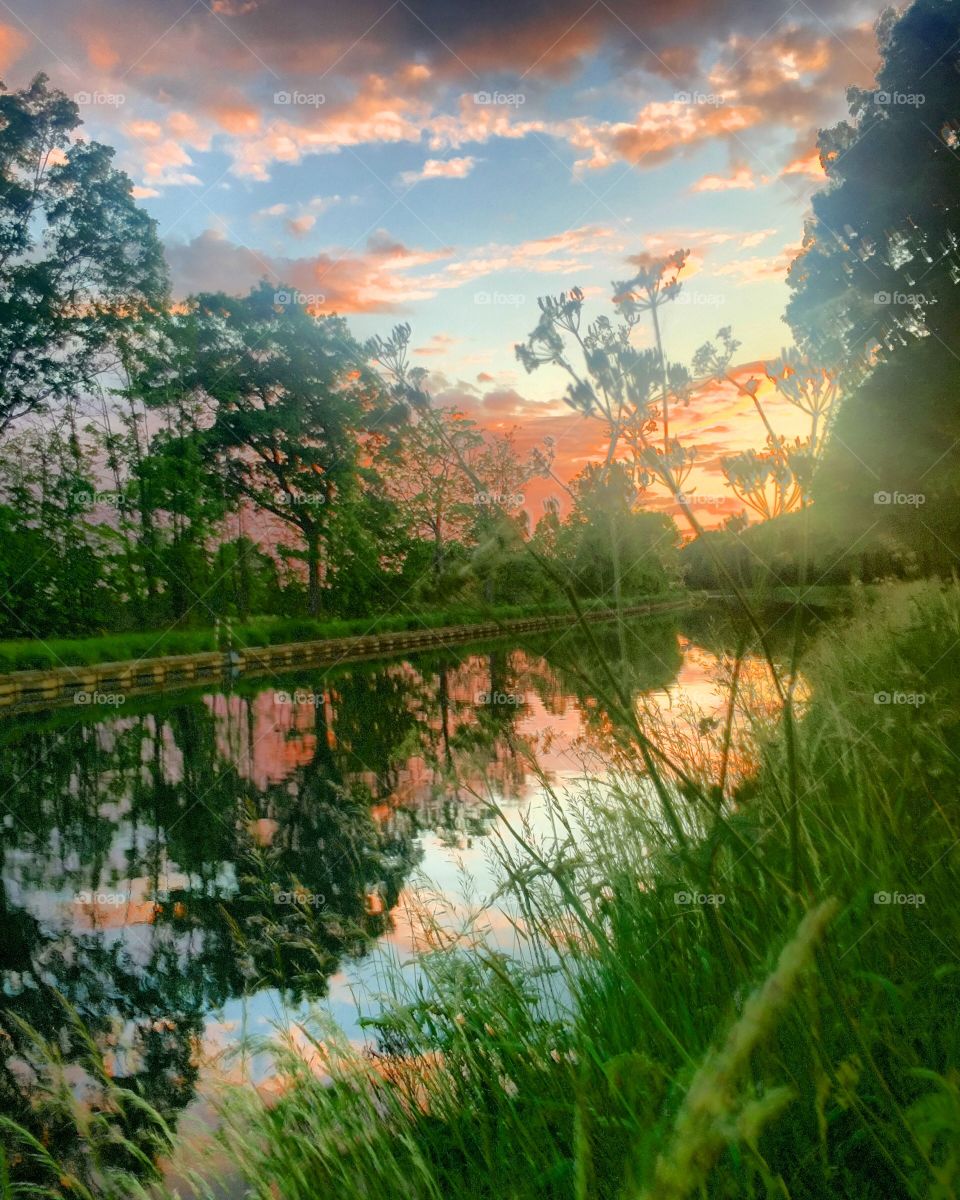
0, 613, 788, 1174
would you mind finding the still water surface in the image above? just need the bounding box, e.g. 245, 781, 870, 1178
0, 613, 772, 1139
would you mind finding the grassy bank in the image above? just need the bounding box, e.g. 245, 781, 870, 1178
189, 580, 958, 1200
0, 586, 845, 675
0, 595, 689, 673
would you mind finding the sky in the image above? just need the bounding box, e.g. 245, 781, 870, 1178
0, 0, 888, 523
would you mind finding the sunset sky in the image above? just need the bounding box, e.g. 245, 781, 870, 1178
0, 0, 886, 522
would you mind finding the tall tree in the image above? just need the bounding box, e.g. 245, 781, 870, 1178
0, 411, 112, 635
784, 0, 960, 552
153, 283, 402, 615
0, 75, 167, 435
786, 0, 960, 366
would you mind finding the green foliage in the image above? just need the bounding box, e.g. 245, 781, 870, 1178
552, 463, 680, 599
0, 598, 683, 671
0, 74, 167, 434
787, 0, 960, 367
785, 0, 960, 559
679, 501, 937, 590
145, 282, 405, 616
0, 419, 116, 637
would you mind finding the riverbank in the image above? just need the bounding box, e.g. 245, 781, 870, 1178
0, 595, 698, 714
0, 596, 692, 674
0, 585, 853, 677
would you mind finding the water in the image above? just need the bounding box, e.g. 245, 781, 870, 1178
0, 612, 766, 1151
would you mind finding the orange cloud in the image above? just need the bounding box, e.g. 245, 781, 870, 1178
692, 165, 757, 192
123, 111, 211, 189
0, 23, 27, 71
84, 32, 120, 72
782, 148, 827, 180
209, 100, 262, 135
225, 78, 431, 180
711, 241, 802, 283
164, 229, 403, 311
567, 101, 762, 172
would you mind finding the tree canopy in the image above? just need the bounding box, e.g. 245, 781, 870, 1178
0, 74, 167, 435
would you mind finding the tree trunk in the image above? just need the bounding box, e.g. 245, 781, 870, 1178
306, 527, 322, 616
433, 528, 445, 578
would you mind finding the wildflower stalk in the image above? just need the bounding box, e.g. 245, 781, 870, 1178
642, 897, 840, 1200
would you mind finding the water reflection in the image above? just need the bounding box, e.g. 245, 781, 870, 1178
0, 612, 771, 1177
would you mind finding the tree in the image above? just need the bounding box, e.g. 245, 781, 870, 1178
211, 535, 282, 619
134, 417, 228, 622
0, 75, 167, 435
557, 462, 679, 599
0, 411, 114, 636
468, 428, 541, 604
152, 283, 403, 616
382, 405, 483, 582
786, 0, 960, 366
372, 325, 553, 605
784, 0, 960, 558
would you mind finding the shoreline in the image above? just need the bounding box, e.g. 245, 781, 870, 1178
0, 597, 700, 716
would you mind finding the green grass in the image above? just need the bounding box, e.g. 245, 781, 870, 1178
0, 594, 688, 673
6, 581, 957, 1199
173, 579, 958, 1200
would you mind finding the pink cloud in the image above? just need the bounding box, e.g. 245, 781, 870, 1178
399, 155, 477, 185
414, 333, 460, 355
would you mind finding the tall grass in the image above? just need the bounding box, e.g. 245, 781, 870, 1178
0, 1001, 173, 1200
4, 581, 958, 1198
156, 579, 958, 1200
